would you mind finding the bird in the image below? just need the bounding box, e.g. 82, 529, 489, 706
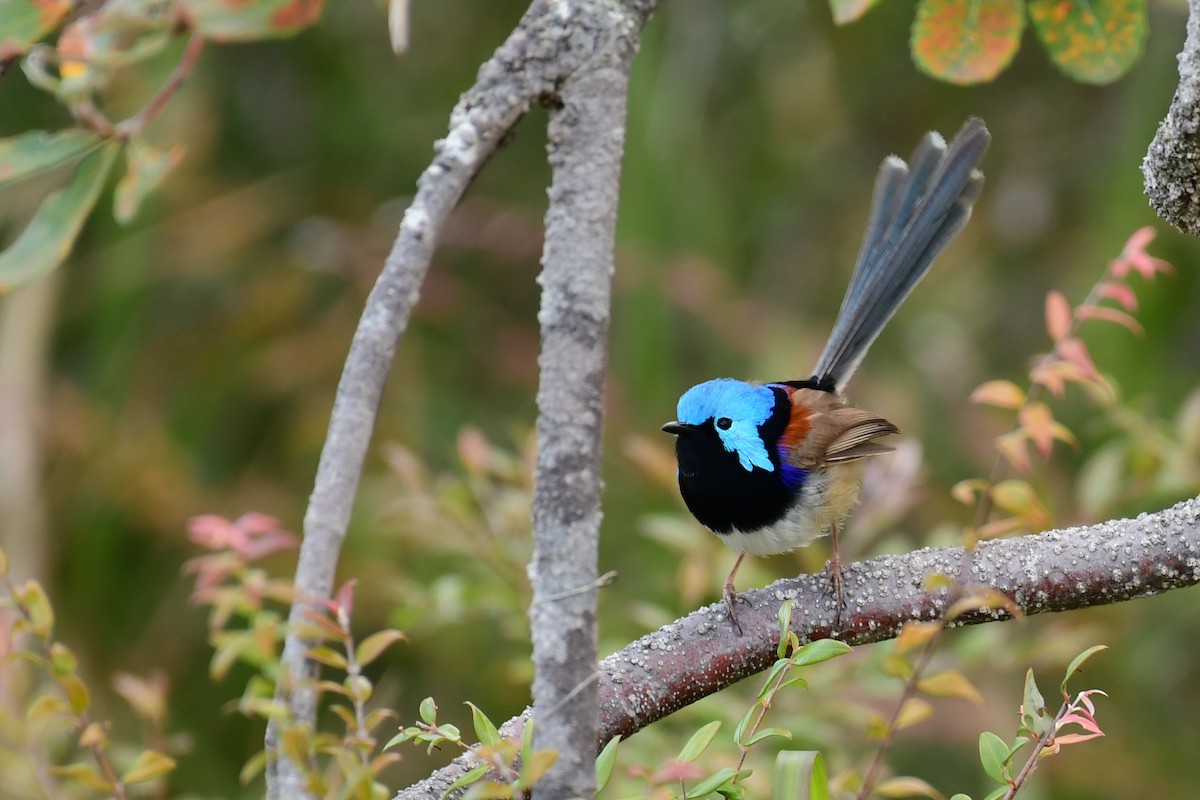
662, 118, 990, 633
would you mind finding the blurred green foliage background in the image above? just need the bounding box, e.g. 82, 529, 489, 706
3, 1, 1200, 797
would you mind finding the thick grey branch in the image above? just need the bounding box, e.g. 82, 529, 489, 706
524, 2, 663, 795
1143, 0, 1200, 233
529, 11, 640, 800
398, 496, 1200, 799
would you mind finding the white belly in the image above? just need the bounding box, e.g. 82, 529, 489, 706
716, 462, 864, 556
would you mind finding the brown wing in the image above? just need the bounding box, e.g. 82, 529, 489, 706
779, 387, 899, 470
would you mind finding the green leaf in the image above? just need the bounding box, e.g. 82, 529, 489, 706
49, 642, 76, 677
182, 0, 325, 42
777, 600, 793, 658
829, 0, 883, 25
1022, 669, 1049, 735
516, 749, 557, 789
306, 646, 348, 670
441, 764, 490, 800
686, 767, 739, 799
121, 749, 177, 784
0, 0, 72, 58
949, 795, 974, 800
0, 142, 119, 293
918, 670, 985, 705
982, 788, 1008, 800
978, 731, 1010, 784
876, 775, 945, 798
733, 706, 758, 747
239, 750, 268, 785
772, 751, 829, 800
114, 138, 184, 224
355, 628, 406, 668
419, 696, 437, 724
59, 672, 89, 714
912, 0, 1025, 85
0, 129, 100, 186
678, 720, 722, 763
789, 638, 852, 667
1061, 645, 1108, 693
466, 701, 501, 748
1028, 0, 1147, 84
49, 761, 113, 792
15, 579, 54, 638
595, 735, 621, 793
745, 727, 793, 747
26, 693, 72, 721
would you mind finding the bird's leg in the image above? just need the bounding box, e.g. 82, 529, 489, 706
828, 520, 845, 628
723, 553, 747, 635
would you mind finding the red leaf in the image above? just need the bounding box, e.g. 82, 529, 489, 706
1045, 290, 1072, 342
1054, 337, 1100, 381
1097, 281, 1138, 311
1076, 304, 1144, 336
1018, 402, 1056, 458
1110, 225, 1173, 279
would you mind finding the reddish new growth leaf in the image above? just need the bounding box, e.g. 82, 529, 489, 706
1048, 689, 1107, 753
187, 513, 297, 561
1018, 402, 1056, 459
1097, 281, 1138, 312
1075, 305, 1144, 336
1044, 290, 1072, 342
1053, 337, 1100, 383
1110, 226, 1172, 281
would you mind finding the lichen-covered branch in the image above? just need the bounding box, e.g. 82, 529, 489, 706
1143, 0, 1200, 233
529, 8, 643, 797
270, 2, 661, 798
397, 495, 1200, 799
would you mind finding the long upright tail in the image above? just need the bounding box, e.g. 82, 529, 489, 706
811, 118, 990, 393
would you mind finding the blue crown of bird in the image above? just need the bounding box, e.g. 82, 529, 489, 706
663, 118, 990, 634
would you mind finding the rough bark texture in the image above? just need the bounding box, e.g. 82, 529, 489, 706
529, 10, 640, 798
1144, 0, 1200, 232
397, 495, 1200, 799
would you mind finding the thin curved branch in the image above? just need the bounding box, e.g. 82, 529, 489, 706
1143, 0, 1200, 233
397, 495, 1200, 799
268, 1, 661, 797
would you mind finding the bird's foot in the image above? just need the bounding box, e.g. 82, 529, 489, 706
723, 580, 747, 636
824, 556, 845, 631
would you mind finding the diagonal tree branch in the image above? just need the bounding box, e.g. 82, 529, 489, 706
269, 1, 661, 797
398, 495, 1200, 799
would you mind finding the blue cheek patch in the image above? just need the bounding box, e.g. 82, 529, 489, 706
676, 379, 777, 474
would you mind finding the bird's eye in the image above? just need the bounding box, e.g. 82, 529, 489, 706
716, 417, 733, 430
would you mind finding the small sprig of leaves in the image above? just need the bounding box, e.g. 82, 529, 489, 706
0, 546, 178, 799
186, 513, 406, 799
965, 645, 1108, 800
385, 701, 558, 799
0, 0, 326, 292
857, 229, 1169, 800
613, 602, 850, 799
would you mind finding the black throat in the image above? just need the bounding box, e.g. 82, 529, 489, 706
672, 386, 795, 534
